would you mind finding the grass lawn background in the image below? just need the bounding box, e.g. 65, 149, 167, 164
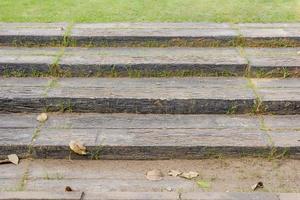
0, 0, 299, 23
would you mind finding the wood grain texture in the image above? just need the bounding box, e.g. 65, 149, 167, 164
251, 78, 300, 114
59, 47, 247, 76
0, 23, 299, 47
32, 113, 267, 159
0, 191, 83, 200
245, 48, 300, 76
0, 77, 255, 114
182, 192, 279, 200
0, 47, 299, 77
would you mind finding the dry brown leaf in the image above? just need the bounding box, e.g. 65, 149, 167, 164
69, 140, 87, 155
8, 154, 19, 165
180, 171, 199, 180
146, 169, 163, 181
251, 181, 264, 191
37, 113, 48, 122
168, 169, 182, 177
65, 186, 73, 192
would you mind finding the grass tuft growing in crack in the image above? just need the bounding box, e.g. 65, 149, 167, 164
16, 166, 30, 191
246, 79, 265, 114
258, 116, 290, 160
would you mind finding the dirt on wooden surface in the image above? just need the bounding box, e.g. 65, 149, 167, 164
1, 158, 299, 193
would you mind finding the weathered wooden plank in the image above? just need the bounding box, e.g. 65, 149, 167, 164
0, 23, 299, 47
0, 48, 60, 75
26, 179, 197, 193
263, 115, 300, 130
59, 48, 247, 76
251, 78, 300, 114
1, 191, 298, 200
0, 113, 38, 128
1, 47, 299, 77
70, 23, 238, 47
0, 129, 34, 159
85, 192, 178, 200
0, 77, 255, 114
237, 23, 300, 47
43, 113, 260, 130
278, 193, 300, 200
28, 113, 268, 159
182, 192, 279, 200
0, 47, 247, 77
0, 113, 38, 159
0, 159, 30, 179
12, 158, 300, 195
0, 191, 83, 200
0, 23, 68, 46
0, 179, 21, 192
245, 48, 300, 77
33, 128, 269, 159
267, 130, 300, 158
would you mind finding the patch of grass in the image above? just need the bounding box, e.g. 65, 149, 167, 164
43, 172, 64, 180
258, 116, 290, 160
246, 79, 266, 114
2, 69, 241, 78
0, 0, 299, 23
251, 67, 298, 78
59, 100, 73, 113
17, 168, 29, 191
226, 104, 237, 115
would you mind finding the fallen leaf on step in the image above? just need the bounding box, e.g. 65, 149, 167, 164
146, 169, 163, 181
37, 113, 48, 122
297, 51, 300, 55
197, 180, 211, 189
180, 171, 199, 180
168, 169, 182, 177
8, 154, 19, 165
165, 186, 173, 191
251, 181, 264, 191
69, 140, 87, 155
153, 100, 163, 107
0, 154, 19, 165
65, 186, 73, 192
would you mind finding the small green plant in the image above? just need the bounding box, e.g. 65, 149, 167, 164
59, 100, 73, 113
197, 180, 211, 189
226, 104, 237, 114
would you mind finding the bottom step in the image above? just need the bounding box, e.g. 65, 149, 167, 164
1, 113, 299, 159
1, 192, 299, 200
1, 159, 299, 199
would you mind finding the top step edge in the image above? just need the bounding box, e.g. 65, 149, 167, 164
0, 22, 299, 47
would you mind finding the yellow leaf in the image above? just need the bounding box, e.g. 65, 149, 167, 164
37, 113, 48, 122
180, 171, 199, 179
8, 154, 19, 165
69, 140, 87, 155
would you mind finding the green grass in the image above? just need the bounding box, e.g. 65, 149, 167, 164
0, 0, 299, 23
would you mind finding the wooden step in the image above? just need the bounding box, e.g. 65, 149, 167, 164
1, 77, 299, 114
0, 23, 299, 47
0, 158, 300, 198
1, 47, 299, 77
1, 191, 297, 200
1, 113, 299, 159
